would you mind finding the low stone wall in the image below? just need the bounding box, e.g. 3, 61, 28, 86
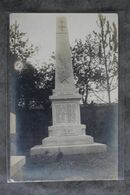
81, 103, 118, 146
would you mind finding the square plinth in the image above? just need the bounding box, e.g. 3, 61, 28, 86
31, 143, 107, 156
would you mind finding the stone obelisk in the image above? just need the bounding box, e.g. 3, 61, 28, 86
31, 16, 106, 156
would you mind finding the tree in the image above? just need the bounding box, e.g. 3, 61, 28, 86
9, 20, 38, 65
72, 35, 105, 104
9, 21, 40, 111
33, 62, 55, 109
10, 16, 118, 108
16, 62, 55, 110
9, 21, 55, 110
93, 14, 118, 103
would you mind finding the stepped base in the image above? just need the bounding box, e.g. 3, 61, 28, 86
42, 135, 94, 146
31, 143, 107, 156
48, 124, 86, 137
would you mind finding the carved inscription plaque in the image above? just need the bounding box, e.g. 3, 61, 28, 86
67, 104, 76, 123
55, 104, 67, 123
55, 103, 77, 124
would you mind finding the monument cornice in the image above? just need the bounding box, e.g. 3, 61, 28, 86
49, 94, 81, 101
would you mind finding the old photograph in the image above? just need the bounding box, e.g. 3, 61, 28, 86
9, 13, 118, 181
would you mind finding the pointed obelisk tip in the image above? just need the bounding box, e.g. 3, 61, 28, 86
56, 16, 68, 33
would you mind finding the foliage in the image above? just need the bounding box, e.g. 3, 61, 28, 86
11, 15, 118, 109
72, 14, 118, 104
9, 21, 38, 64
72, 35, 105, 104
16, 62, 55, 110
93, 14, 118, 103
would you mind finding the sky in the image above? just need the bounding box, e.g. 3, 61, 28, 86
10, 13, 118, 103
10, 13, 118, 63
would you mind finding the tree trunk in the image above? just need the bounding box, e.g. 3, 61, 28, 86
100, 25, 111, 104
104, 56, 111, 104
83, 84, 88, 104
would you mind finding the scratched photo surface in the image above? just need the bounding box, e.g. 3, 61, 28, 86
9, 13, 119, 182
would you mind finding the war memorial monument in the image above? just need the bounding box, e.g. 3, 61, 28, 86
31, 16, 106, 157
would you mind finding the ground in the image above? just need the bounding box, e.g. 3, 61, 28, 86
12, 147, 118, 181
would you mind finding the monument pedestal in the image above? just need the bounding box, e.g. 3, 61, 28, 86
31, 94, 106, 156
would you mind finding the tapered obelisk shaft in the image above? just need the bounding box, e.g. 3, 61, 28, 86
55, 16, 76, 94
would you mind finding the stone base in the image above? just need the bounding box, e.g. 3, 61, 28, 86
48, 124, 86, 137
42, 135, 94, 146
9, 156, 25, 180
31, 143, 106, 156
